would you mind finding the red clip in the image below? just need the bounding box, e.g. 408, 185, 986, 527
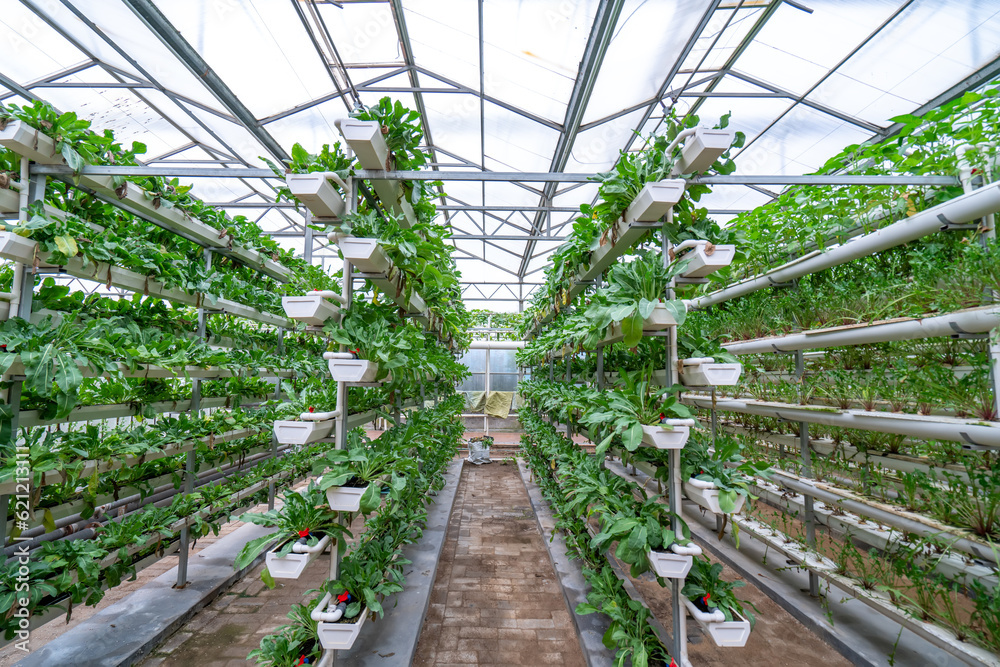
298, 529, 310, 538
337, 590, 351, 603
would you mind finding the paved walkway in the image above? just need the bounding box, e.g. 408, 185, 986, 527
413, 462, 585, 667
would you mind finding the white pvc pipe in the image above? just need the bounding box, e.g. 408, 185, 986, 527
683, 395, 1000, 448
469, 340, 525, 350
689, 182, 1000, 310
664, 128, 696, 163
671, 542, 703, 557
724, 305, 1000, 355
18, 156, 28, 223
299, 410, 340, 421
680, 357, 715, 366
310, 289, 349, 306
323, 351, 355, 360
309, 592, 345, 622
685, 477, 715, 489
682, 596, 726, 623
290, 533, 331, 554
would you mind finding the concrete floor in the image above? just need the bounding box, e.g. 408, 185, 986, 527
413, 461, 586, 667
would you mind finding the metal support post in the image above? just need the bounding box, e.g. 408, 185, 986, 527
176, 249, 210, 589
596, 347, 604, 391
794, 350, 820, 596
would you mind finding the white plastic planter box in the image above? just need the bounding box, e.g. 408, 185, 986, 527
328, 358, 380, 383
265, 533, 331, 579
273, 419, 335, 445
0, 232, 38, 264
286, 173, 345, 219
643, 303, 680, 331
337, 237, 392, 274
684, 478, 747, 515
679, 359, 743, 386
281, 295, 340, 325
0, 120, 61, 163
648, 550, 693, 578
338, 120, 390, 170
640, 419, 694, 449
675, 128, 736, 175
318, 609, 367, 650
682, 596, 751, 647
678, 242, 736, 278
325, 484, 368, 512
624, 179, 686, 222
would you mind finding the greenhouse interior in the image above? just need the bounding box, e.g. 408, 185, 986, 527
1, 1, 1000, 666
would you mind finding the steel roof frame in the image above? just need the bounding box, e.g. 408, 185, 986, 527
0, 0, 996, 309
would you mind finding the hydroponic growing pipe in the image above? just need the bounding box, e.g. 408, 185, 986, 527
724, 305, 1000, 355
688, 181, 1000, 310
683, 395, 1000, 449
3, 446, 288, 559
763, 468, 996, 563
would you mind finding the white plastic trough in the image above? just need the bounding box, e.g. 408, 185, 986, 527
684, 477, 747, 515
316, 594, 368, 649
648, 550, 693, 579
337, 237, 393, 275
327, 358, 380, 383
640, 419, 695, 449
674, 127, 736, 175
0, 232, 38, 264
676, 241, 736, 278
324, 484, 368, 512
679, 358, 742, 386
273, 419, 335, 445
643, 302, 681, 331
281, 294, 340, 325
624, 179, 687, 222
682, 596, 751, 647
287, 173, 345, 219
265, 533, 331, 579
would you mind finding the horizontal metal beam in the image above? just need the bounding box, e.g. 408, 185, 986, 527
29, 165, 959, 187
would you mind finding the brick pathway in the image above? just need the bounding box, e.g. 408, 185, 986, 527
413, 462, 585, 666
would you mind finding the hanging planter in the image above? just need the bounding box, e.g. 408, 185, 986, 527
286, 173, 345, 219
640, 419, 695, 449
679, 358, 743, 386
683, 477, 747, 515
0, 232, 38, 264
273, 419, 335, 445
321, 478, 371, 512
328, 358, 381, 383
264, 533, 331, 579
337, 237, 392, 275
624, 179, 687, 222
643, 302, 681, 331
675, 241, 736, 278
647, 550, 693, 578
281, 294, 340, 325
682, 596, 751, 647
317, 602, 368, 650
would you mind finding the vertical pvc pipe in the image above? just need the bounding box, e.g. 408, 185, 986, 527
662, 217, 686, 666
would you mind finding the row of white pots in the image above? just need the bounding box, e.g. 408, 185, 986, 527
678, 358, 743, 386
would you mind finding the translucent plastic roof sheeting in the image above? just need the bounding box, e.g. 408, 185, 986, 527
2, 0, 999, 312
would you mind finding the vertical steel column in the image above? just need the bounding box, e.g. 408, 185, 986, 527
268, 328, 285, 511
795, 350, 820, 596
176, 249, 210, 588
484, 347, 491, 434
565, 351, 573, 439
